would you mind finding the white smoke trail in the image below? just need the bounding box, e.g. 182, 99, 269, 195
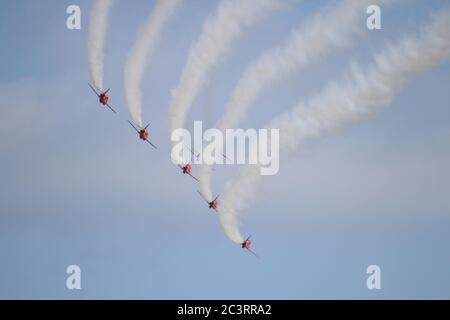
88, 0, 114, 91
198, 162, 214, 202
199, 0, 382, 205
124, 0, 182, 127
168, 0, 281, 163
217, 0, 380, 132
219, 8, 450, 244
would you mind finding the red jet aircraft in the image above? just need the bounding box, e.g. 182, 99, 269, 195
197, 191, 219, 213
242, 236, 257, 257
178, 163, 198, 182
128, 121, 157, 149
88, 83, 117, 114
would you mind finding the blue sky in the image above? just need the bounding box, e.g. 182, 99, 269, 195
0, 0, 449, 299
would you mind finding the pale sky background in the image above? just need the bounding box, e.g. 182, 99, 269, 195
0, 0, 449, 299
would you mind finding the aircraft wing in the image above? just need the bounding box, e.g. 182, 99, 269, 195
88, 83, 100, 97
188, 173, 199, 182
184, 144, 200, 158
128, 120, 140, 133
106, 103, 117, 114
197, 191, 210, 204
146, 139, 157, 149
221, 153, 231, 162
247, 248, 258, 258
213, 194, 220, 202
